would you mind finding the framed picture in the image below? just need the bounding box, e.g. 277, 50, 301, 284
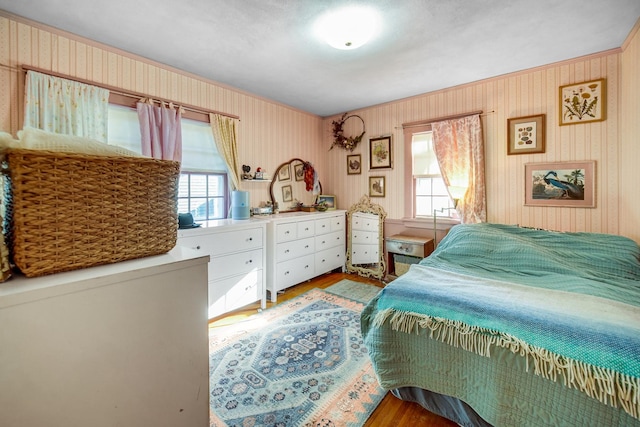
507, 114, 545, 155
294, 163, 304, 181
347, 154, 361, 175
278, 164, 291, 181
525, 161, 596, 207
317, 194, 336, 210
369, 176, 385, 197
559, 79, 606, 125
369, 136, 392, 170
282, 184, 293, 202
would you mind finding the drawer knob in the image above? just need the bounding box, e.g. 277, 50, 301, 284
321, 240, 326, 244
305, 245, 309, 249
321, 259, 325, 263
285, 271, 290, 275
305, 265, 309, 269
285, 230, 290, 234
195, 245, 201, 250
285, 249, 290, 253
246, 259, 253, 264
248, 237, 253, 241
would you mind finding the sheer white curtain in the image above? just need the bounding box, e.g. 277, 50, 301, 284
136, 100, 182, 162
209, 113, 241, 190
431, 114, 486, 223
23, 70, 109, 142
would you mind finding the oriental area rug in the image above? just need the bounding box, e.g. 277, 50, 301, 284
209, 280, 386, 427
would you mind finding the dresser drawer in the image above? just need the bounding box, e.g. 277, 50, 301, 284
297, 220, 315, 238
275, 254, 315, 291
275, 237, 314, 262
330, 215, 345, 232
314, 217, 332, 235
315, 230, 343, 252
275, 222, 298, 242
210, 248, 263, 279
385, 235, 434, 258
315, 246, 345, 275
178, 228, 262, 257
209, 270, 262, 318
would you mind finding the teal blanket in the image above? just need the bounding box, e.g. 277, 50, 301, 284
362, 223, 640, 423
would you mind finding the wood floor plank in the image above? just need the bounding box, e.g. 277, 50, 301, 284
209, 272, 457, 427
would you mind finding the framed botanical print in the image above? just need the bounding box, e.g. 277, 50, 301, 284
369, 136, 392, 170
559, 79, 606, 125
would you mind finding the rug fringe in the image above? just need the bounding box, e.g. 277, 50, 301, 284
372, 308, 640, 420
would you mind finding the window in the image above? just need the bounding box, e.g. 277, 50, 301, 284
177, 172, 228, 220
403, 125, 456, 220
412, 131, 456, 218
107, 105, 230, 220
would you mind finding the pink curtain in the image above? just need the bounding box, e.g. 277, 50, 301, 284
432, 114, 486, 223
136, 100, 182, 162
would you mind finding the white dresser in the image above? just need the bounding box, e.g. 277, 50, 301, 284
177, 219, 267, 318
350, 211, 381, 264
267, 210, 346, 302
0, 248, 210, 427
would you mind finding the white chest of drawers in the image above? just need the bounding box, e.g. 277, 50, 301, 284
177, 219, 267, 319
350, 211, 381, 264
267, 210, 346, 302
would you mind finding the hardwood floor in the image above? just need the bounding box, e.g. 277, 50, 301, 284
209, 272, 458, 427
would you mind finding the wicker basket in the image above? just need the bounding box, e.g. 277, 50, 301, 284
394, 254, 421, 276
3, 149, 180, 277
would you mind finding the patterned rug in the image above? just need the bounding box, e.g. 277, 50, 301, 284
209, 281, 386, 427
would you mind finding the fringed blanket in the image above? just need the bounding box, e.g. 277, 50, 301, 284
362, 223, 640, 424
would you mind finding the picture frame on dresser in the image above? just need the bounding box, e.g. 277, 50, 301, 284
317, 194, 336, 210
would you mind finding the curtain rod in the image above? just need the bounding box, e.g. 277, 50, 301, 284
21, 65, 240, 120
401, 110, 488, 129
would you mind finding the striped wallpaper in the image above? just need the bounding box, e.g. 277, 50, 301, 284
323, 21, 640, 243
1, 11, 638, 243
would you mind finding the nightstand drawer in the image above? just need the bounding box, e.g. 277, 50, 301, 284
385, 235, 434, 258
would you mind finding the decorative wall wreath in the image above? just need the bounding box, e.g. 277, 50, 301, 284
330, 112, 365, 152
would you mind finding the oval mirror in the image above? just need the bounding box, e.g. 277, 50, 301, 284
270, 158, 322, 212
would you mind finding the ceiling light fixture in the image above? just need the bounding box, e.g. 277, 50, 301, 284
315, 6, 380, 50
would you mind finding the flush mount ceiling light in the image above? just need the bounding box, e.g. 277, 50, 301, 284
315, 6, 380, 50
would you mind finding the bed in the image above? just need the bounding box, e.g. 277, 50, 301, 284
361, 223, 640, 426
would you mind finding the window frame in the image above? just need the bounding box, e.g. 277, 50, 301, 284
403, 123, 460, 228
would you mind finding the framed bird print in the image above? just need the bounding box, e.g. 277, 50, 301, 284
525, 161, 596, 207
369, 176, 385, 197
347, 154, 361, 175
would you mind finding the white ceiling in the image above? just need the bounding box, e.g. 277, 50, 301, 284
1, 1, 639, 117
